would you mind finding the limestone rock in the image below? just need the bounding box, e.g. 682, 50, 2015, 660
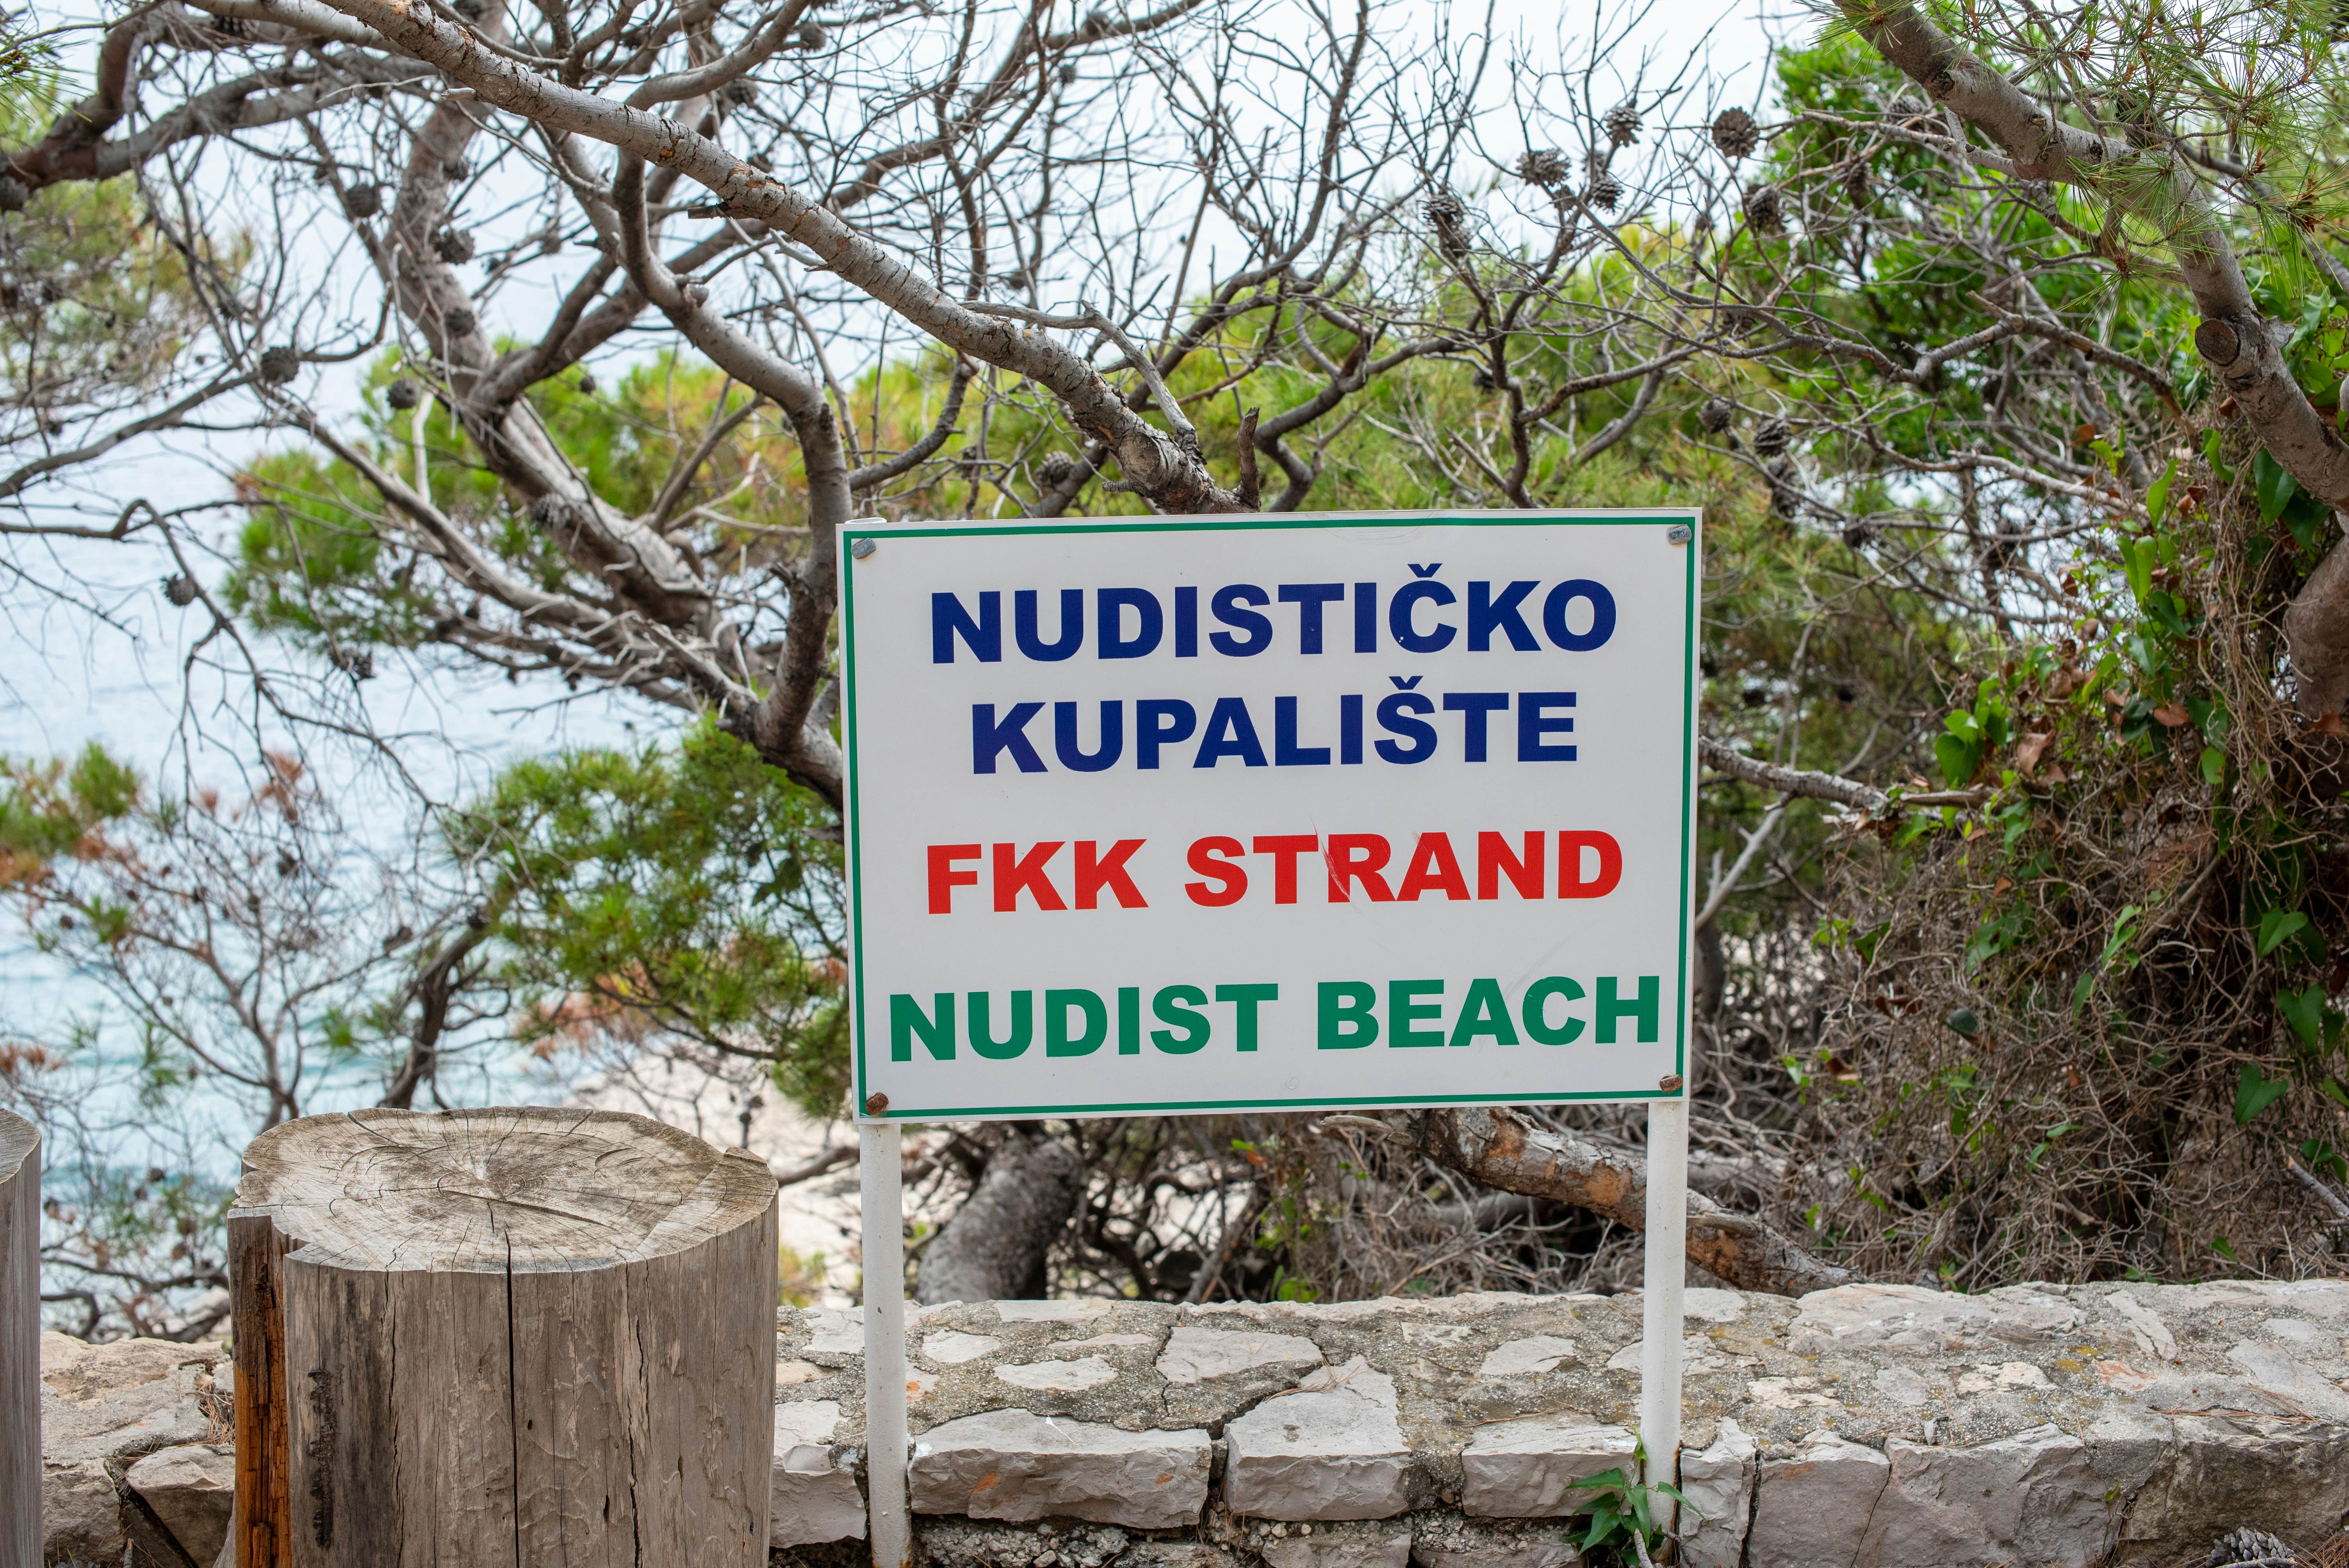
1224, 1357, 1411, 1521
40, 1330, 228, 1564
1475, 1336, 1577, 1378
1251, 1519, 1413, 1567
39, 1332, 223, 1462
1858, 1424, 2112, 1567
1786, 1283, 2078, 1357
125, 1441, 235, 1564
994, 1356, 1119, 1392
1678, 1417, 1755, 1568
1749, 1429, 1890, 1568
2112, 1415, 2349, 1563
41, 1456, 125, 1564
925, 1331, 1004, 1365
771, 1399, 865, 1547
907, 1408, 1209, 1529
1156, 1326, 1323, 1384
1459, 1417, 1636, 1517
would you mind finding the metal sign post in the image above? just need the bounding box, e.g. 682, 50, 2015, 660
838, 510, 1700, 1567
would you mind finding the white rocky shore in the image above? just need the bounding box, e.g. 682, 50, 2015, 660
37, 1278, 2349, 1566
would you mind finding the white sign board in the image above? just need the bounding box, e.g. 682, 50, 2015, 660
840, 510, 1699, 1123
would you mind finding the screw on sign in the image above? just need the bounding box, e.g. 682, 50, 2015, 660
838, 510, 1703, 1559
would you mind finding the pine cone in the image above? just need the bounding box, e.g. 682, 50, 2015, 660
721, 79, 758, 106
1603, 101, 1642, 147
1517, 148, 1567, 187
444, 306, 477, 337
163, 574, 198, 607
1742, 183, 1783, 232
341, 182, 383, 219
1766, 456, 1800, 518
433, 227, 475, 264
1587, 173, 1622, 212
1844, 163, 1871, 208
1842, 521, 1880, 550
1059, 62, 1079, 85
576, 371, 597, 395
0, 176, 28, 213
2205, 1528, 2297, 1568
386, 378, 420, 411
212, 11, 247, 35
330, 646, 375, 680
1082, 7, 1112, 36
258, 345, 300, 385
1424, 192, 1470, 260
530, 494, 575, 528
1038, 452, 1078, 486
1752, 416, 1792, 456
1698, 396, 1734, 434
1712, 106, 1759, 160
797, 19, 826, 46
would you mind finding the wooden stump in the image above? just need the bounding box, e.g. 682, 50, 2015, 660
1, 1108, 38, 1568
229, 1107, 778, 1567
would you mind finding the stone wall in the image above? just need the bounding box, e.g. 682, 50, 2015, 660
39, 1279, 2349, 1566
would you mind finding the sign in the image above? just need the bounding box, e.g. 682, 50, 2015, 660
840, 510, 1699, 1122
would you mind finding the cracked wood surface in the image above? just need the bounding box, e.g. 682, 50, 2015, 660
2, 1110, 37, 1568
230, 1106, 778, 1565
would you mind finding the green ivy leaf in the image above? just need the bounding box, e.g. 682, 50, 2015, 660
1945, 1006, 1983, 1038
2199, 746, 2228, 788
2278, 984, 2327, 1051
1934, 731, 1982, 790
2254, 447, 2300, 522
2234, 1062, 2292, 1124
2258, 910, 2311, 957
2146, 458, 2176, 529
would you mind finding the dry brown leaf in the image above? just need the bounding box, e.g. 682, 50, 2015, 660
2015, 731, 2055, 773
2151, 703, 2190, 727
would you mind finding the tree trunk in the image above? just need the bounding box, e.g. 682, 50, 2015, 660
914, 1130, 1084, 1305
228, 1107, 777, 1567
1404, 1107, 1853, 1297
1, 1110, 37, 1568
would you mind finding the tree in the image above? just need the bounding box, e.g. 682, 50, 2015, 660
0, 744, 502, 1334
13, 0, 2349, 1299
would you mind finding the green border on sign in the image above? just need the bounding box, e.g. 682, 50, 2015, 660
839, 509, 1702, 1122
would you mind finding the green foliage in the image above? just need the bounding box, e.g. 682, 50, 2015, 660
228, 350, 811, 652
449, 722, 852, 1117
0, 78, 216, 421
2235, 1063, 2292, 1124
0, 743, 143, 880
1564, 1449, 1695, 1565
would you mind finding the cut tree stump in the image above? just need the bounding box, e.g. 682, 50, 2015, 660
2, 1108, 37, 1568
229, 1107, 778, 1567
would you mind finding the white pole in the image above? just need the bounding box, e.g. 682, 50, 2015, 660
1640, 1092, 1688, 1534
859, 1121, 911, 1568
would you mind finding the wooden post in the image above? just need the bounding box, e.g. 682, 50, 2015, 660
2, 1108, 38, 1568
230, 1107, 777, 1567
